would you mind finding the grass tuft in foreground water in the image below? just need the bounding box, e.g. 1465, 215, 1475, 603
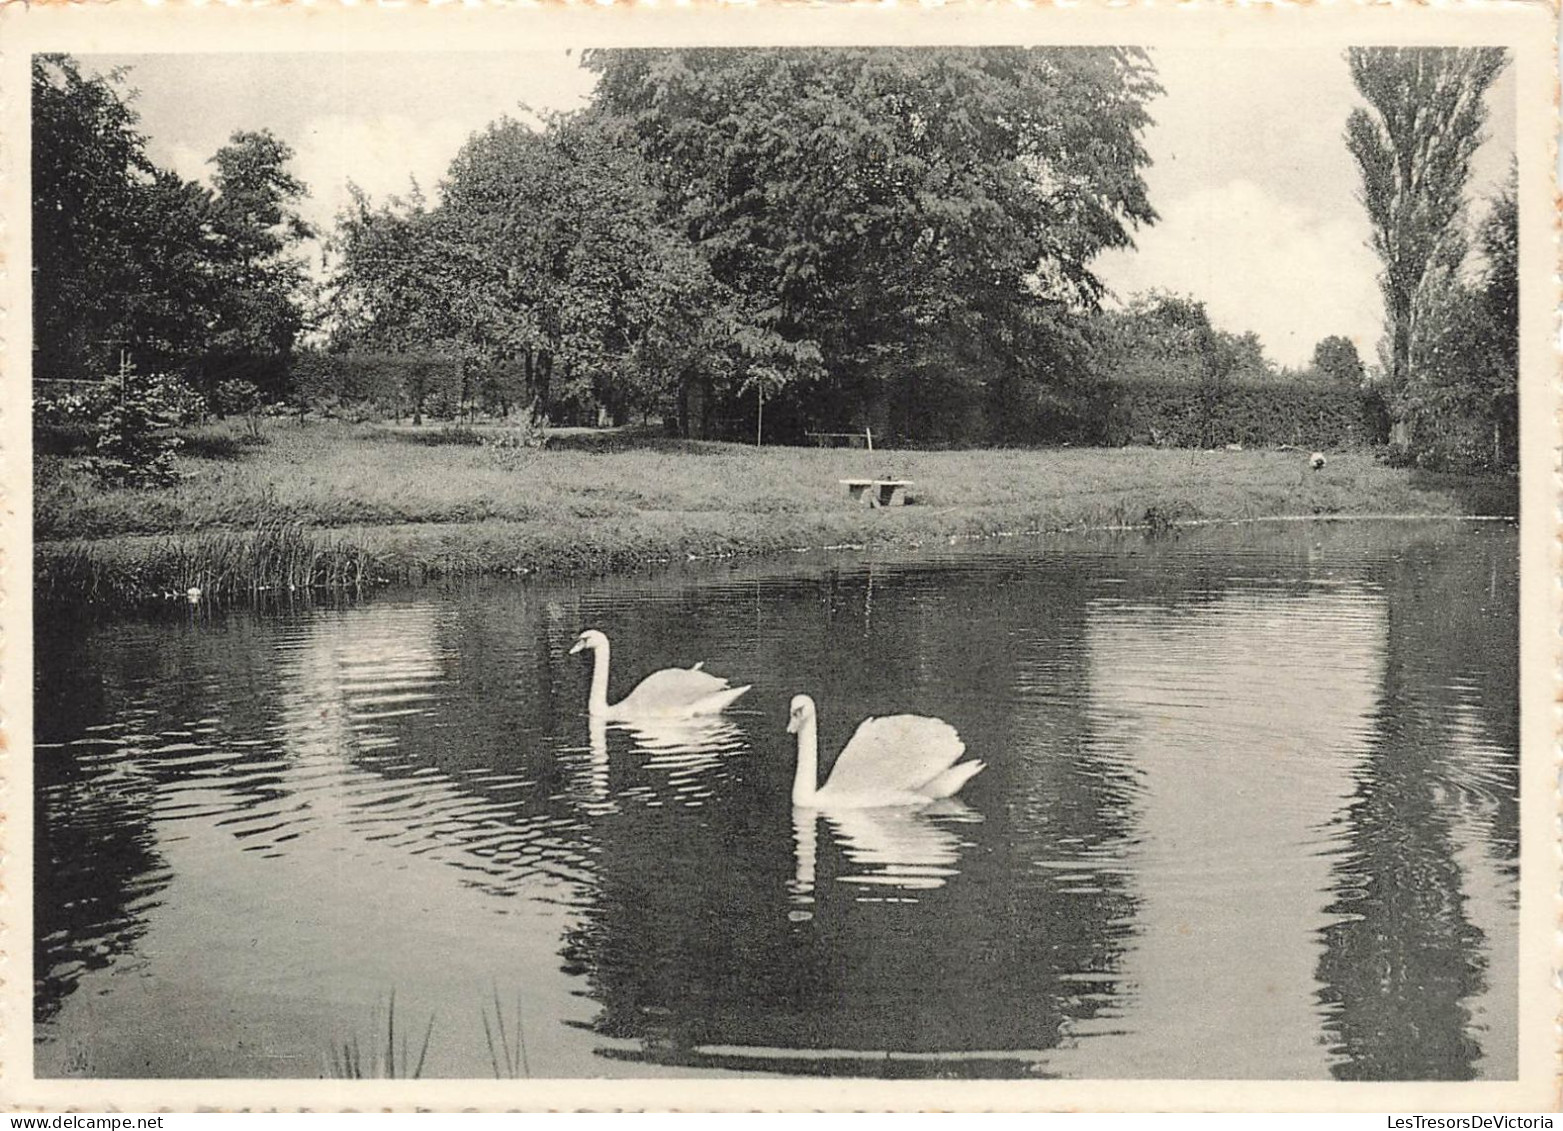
325, 990, 435, 1080
481, 985, 531, 1079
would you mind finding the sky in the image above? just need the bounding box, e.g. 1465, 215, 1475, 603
89, 48, 1515, 370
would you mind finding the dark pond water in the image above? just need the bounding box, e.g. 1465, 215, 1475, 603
34, 521, 1519, 1080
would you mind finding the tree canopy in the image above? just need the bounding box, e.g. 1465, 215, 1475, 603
1311, 336, 1366, 386
33, 55, 159, 382
584, 46, 1161, 440
326, 48, 1163, 441
1091, 292, 1274, 388
329, 113, 733, 424
1399, 169, 1518, 469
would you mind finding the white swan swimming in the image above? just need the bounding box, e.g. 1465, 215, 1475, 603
785, 694, 986, 809
569, 629, 751, 720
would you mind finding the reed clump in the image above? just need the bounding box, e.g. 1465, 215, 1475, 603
36, 519, 383, 605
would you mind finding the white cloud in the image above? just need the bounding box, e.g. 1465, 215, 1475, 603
1096, 178, 1384, 370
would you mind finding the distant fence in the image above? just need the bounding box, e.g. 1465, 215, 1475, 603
34, 378, 111, 397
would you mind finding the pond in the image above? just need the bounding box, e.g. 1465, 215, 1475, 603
34, 520, 1519, 1080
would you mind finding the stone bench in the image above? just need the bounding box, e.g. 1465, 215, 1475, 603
839, 478, 913, 507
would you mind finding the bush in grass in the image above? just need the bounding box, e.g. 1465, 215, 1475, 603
34, 381, 117, 454
35, 382, 115, 429
212, 378, 268, 443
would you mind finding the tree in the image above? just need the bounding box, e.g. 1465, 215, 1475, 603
326, 181, 447, 354
1092, 292, 1272, 387
33, 56, 313, 401
1476, 163, 1517, 380
1398, 169, 1518, 470
328, 113, 737, 427
585, 47, 1160, 442
32, 55, 158, 381
1312, 335, 1366, 386
197, 129, 315, 400
1474, 168, 1518, 468
1345, 46, 1508, 445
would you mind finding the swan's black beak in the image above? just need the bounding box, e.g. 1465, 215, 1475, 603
568, 638, 586, 655
786, 714, 800, 735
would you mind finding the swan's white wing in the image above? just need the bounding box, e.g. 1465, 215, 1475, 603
618, 666, 733, 714
822, 715, 966, 796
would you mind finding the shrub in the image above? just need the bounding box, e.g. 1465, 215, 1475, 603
213, 378, 261, 417
483, 408, 548, 466
34, 381, 116, 454
85, 374, 193, 487
35, 381, 115, 429
213, 378, 274, 444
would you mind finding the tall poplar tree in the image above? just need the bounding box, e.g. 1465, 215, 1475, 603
1345, 46, 1507, 444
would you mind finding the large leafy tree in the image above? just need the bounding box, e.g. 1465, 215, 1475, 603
585, 46, 1160, 441
32, 54, 160, 381
1345, 46, 1508, 443
1400, 168, 1519, 470
1092, 292, 1273, 387
1476, 163, 1517, 380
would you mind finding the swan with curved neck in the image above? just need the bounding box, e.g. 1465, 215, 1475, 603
785, 694, 985, 809
569, 629, 750, 720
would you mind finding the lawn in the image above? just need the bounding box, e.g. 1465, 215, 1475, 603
34, 418, 1517, 604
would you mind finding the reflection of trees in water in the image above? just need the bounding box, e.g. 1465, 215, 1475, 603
33, 608, 291, 1024
35, 737, 169, 1025
1319, 530, 1518, 1080
1076, 577, 1387, 1078
32, 596, 598, 1028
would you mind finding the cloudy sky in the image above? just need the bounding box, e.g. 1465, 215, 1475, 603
89, 48, 1515, 370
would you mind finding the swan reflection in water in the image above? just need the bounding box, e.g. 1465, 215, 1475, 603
790, 800, 981, 919
567, 715, 750, 810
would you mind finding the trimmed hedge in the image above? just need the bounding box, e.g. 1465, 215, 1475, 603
291, 351, 464, 420
1091, 377, 1389, 449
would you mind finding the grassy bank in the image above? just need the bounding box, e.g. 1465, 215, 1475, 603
35, 419, 1518, 604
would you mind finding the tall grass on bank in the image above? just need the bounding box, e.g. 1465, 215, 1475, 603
37, 519, 382, 605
